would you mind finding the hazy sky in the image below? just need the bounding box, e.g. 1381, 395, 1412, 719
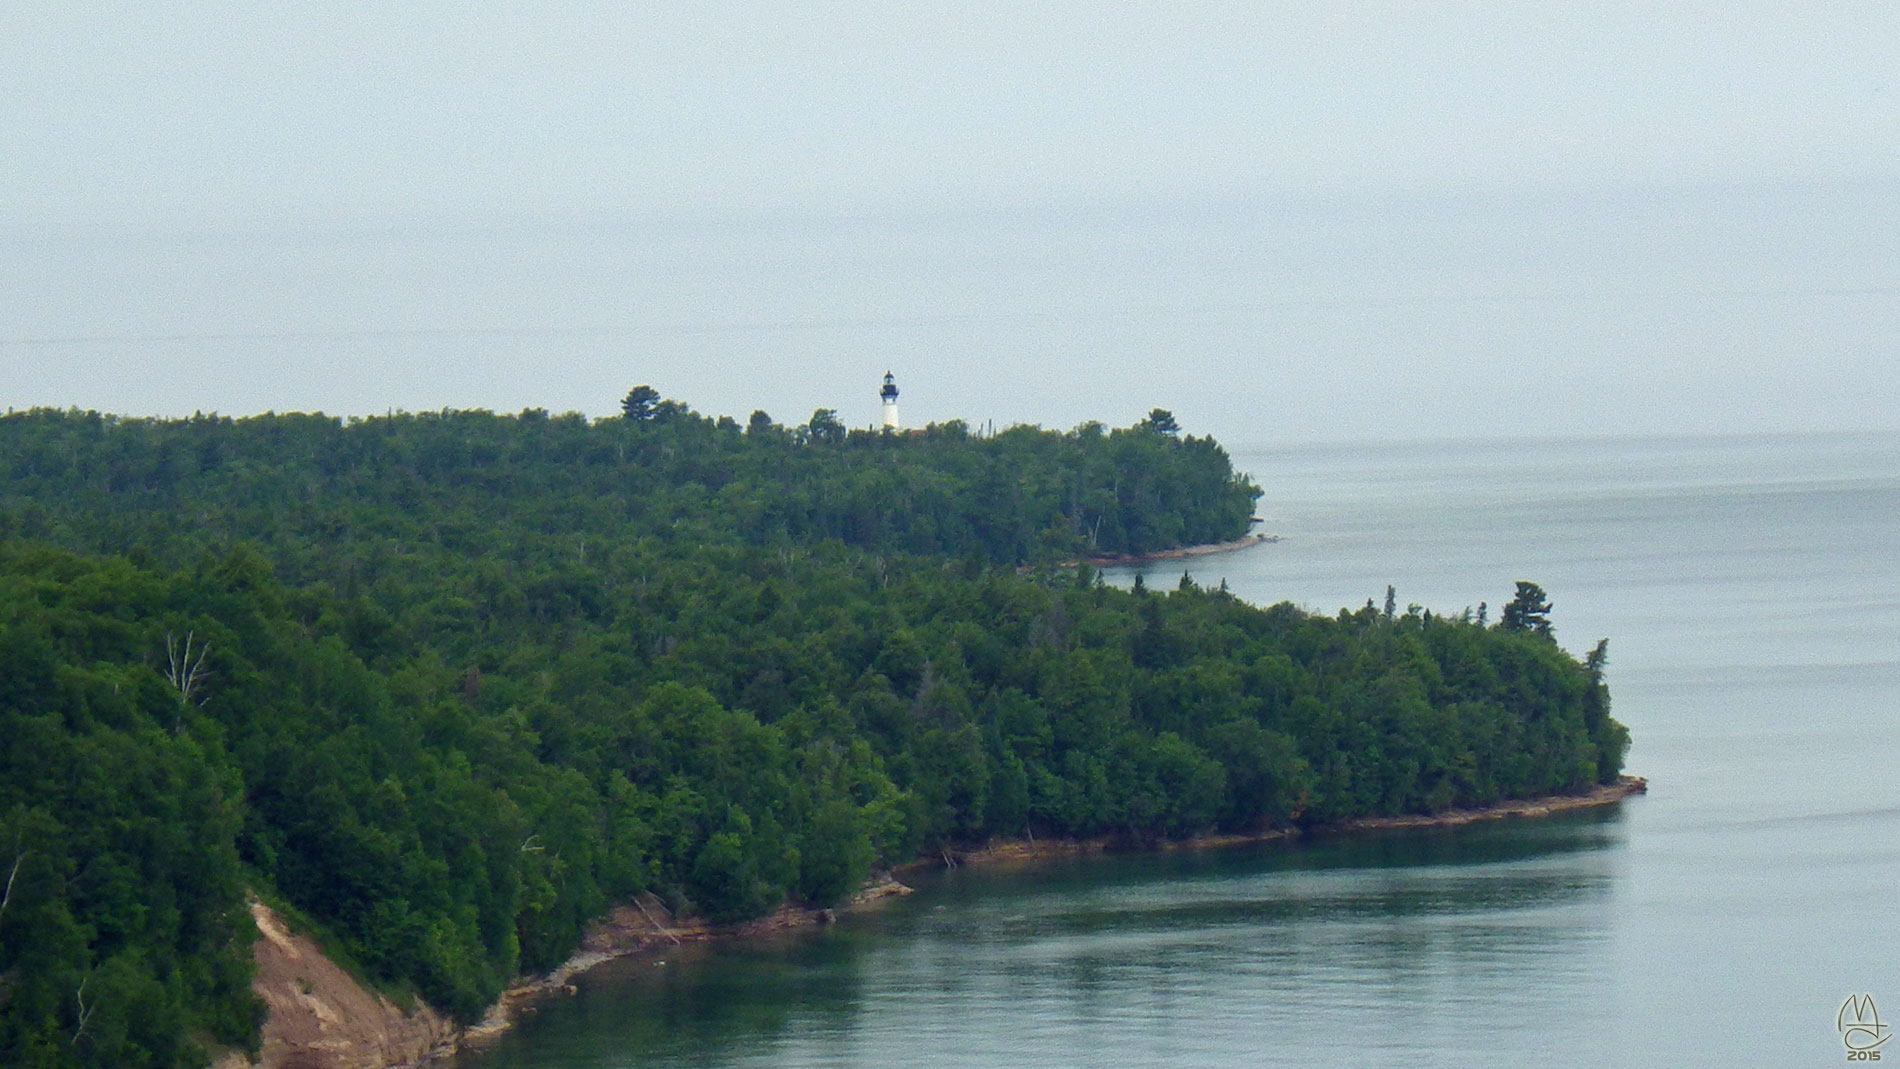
4, 2, 1898, 444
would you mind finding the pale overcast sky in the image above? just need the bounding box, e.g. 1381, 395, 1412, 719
4, 2, 1898, 443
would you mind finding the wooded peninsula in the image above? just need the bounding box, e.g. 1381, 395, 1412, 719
0, 399, 1629, 1068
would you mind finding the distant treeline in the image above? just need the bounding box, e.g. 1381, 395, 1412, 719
0, 403, 1626, 1068
0, 402, 1256, 567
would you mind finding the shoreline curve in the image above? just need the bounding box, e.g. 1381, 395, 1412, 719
1081, 531, 1278, 568
910, 775, 1648, 871
259, 775, 1644, 1067
499, 776, 1647, 1035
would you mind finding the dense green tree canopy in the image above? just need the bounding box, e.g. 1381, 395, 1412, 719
0, 403, 1625, 1067
0, 402, 1258, 565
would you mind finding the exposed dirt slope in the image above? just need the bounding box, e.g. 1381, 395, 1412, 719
206, 776, 1642, 1068
211, 879, 917, 1067
211, 903, 455, 1069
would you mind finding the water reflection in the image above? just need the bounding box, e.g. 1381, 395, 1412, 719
461, 811, 1624, 1068
461, 433, 1900, 1066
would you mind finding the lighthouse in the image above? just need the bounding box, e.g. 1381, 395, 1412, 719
879, 371, 901, 431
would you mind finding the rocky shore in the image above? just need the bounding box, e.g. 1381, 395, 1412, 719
217, 777, 1642, 1068
919, 778, 1649, 877
913, 776, 1647, 872
215, 880, 914, 1069
1308, 775, 1648, 833
458, 878, 914, 1049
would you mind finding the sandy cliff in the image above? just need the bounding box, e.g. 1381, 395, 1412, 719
211, 903, 456, 1069
215, 878, 915, 1069
209, 776, 1642, 1068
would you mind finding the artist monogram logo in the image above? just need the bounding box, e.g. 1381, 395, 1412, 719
1841, 995, 1892, 1060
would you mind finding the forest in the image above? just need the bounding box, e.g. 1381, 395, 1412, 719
0, 399, 1627, 1068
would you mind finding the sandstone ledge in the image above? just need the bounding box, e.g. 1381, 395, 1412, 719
908, 775, 1648, 874
1310, 775, 1648, 834
458, 878, 913, 1051
217, 879, 913, 1069
219, 776, 1643, 1067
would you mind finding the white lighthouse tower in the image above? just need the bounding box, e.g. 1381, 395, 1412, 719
879, 371, 901, 431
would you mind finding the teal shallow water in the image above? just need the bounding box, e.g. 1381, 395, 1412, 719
461, 432, 1900, 1067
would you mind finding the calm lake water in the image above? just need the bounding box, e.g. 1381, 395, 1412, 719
460, 431, 1900, 1067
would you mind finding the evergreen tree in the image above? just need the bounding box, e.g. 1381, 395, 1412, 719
621, 385, 661, 421
1500, 581, 1555, 637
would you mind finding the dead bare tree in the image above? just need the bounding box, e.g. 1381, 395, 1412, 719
71, 975, 95, 1046
0, 849, 23, 918
164, 630, 212, 708
633, 893, 682, 946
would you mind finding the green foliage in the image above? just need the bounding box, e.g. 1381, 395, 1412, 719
0, 402, 1258, 567
0, 405, 1626, 1064
1500, 580, 1554, 637
621, 386, 660, 422
0, 553, 262, 1069
1141, 408, 1181, 436
804, 409, 846, 445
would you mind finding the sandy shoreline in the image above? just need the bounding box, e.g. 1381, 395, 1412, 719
1081, 531, 1278, 568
